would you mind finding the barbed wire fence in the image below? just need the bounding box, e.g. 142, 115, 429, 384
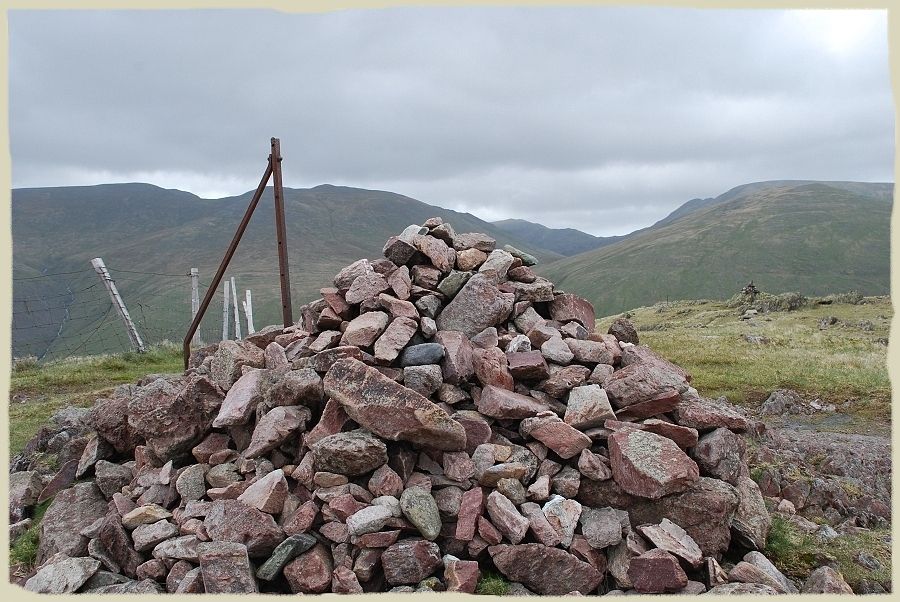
11, 262, 259, 364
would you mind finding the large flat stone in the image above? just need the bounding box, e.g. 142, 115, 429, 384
323, 358, 467, 451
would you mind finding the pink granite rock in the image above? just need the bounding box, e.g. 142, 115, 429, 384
627, 548, 688, 593
381, 539, 442, 585
387, 265, 412, 300
507, 350, 550, 381
472, 346, 514, 390
564, 385, 616, 430
323, 358, 467, 451
489, 543, 602, 595
445, 559, 480, 593
548, 294, 595, 332
413, 234, 456, 273
520, 413, 592, 459
486, 491, 529, 544
284, 544, 333, 593
434, 330, 475, 384
341, 311, 390, 347
197, 541, 258, 593
608, 429, 699, 499
455, 487, 485, 541
637, 518, 703, 567
367, 464, 404, 498
345, 273, 390, 305
476, 385, 550, 419
243, 407, 310, 459
237, 469, 288, 514
435, 274, 515, 337
604, 363, 688, 410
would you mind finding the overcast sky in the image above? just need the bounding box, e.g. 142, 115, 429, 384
9, 7, 893, 236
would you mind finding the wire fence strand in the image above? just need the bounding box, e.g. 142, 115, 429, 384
11, 264, 269, 363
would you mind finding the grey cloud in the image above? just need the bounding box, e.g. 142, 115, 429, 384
9, 7, 893, 236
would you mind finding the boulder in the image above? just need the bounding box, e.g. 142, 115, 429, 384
341, 311, 390, 347
435, 273, 515, 337
637, 518, 703, 567
489, 543, 602, 595
608, 429, 699, 499
564, 385, 616, 429
627, 549, 688, 594
38, 482, 108, 563
203, 499, 285, 557
477, 385, 550, 419
323, 358, 467, 451
694, 427, 744, 484
25, 554, 101, 594
284, 543, 333, 593
548, 294, 595, 332
520, 413, 592, 459
802, 566, 854, 594
196, 542, 258, 593
243, 406, 311, 459
382, 539, 442, 585
731, 476, 771, 551
312, 429, 388, 476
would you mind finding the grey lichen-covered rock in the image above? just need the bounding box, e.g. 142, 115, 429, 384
400, 487, 442, 541
256, 534, 317, 581
25, 554, 101, 593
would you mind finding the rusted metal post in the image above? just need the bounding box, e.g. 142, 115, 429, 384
271, 138, 294, 326
182, 159, 273, 369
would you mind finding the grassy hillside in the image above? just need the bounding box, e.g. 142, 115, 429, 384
598, 295, 891, 434
543, 181, 891, 317
11, 184, 561, 359
492, 218, 622, 256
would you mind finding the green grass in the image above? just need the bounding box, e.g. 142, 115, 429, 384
9, 498, 52, 568
597, 296, 891, 430
765, 515, 891, 592
8, 343, 183, 454
476, 571, 510, 595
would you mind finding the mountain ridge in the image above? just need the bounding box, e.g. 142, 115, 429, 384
11, 178, 892, 358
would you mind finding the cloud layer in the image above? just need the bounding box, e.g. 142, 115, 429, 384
9, 7, 893, 235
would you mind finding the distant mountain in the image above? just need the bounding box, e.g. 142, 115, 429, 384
540, 180, 892, 317
492, 219, 623, 256
11, 183, 561, 358
12, 179, 892, 359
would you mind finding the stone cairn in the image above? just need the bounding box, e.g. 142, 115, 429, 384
12, 218, 851, 595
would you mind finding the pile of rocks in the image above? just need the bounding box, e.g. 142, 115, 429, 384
10, 219, 855, 595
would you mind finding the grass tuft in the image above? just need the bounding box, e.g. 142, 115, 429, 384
476, 570, 510, 595
9, 498, 53, 568
765, 515, 891, 592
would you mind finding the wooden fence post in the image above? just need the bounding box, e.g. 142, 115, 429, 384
222, 279, 230, 341
243, 290, 255, 334
230, 276, 242, 340
90, 257, 146, 353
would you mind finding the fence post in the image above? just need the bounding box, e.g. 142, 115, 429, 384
90, 257, 146, 353
222, 279, 230, 341
243, 289, 255, 334
230, 276, 242, 340
190, 268, 200, 345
